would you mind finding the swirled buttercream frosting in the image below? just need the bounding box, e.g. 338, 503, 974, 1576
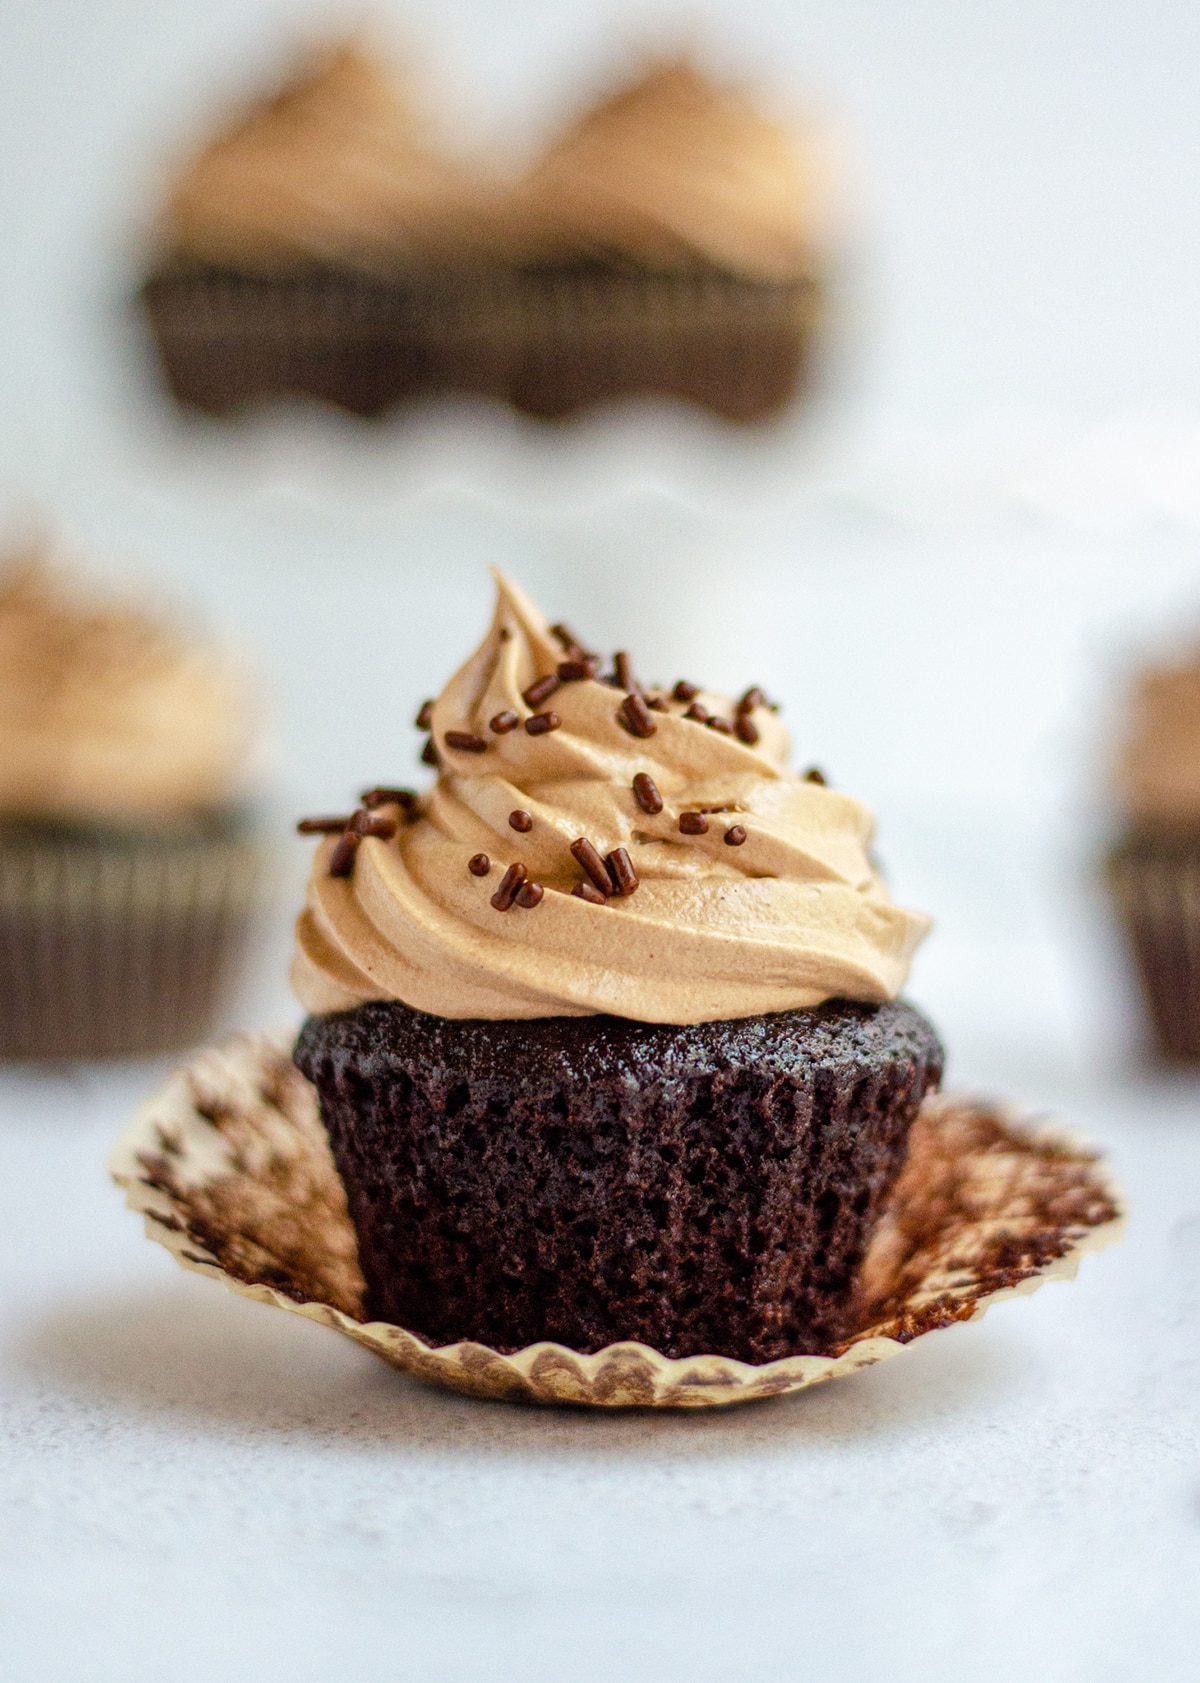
0, 554, 254, 823
292, 574, 928, 1024
163, 40, 499, 271
505, 58, 819, 281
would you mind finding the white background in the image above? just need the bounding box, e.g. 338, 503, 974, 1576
1, 3, 1199, 1679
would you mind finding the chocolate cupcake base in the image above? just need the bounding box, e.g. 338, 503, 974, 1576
0, 818, 268, 1060
294, 998, 942, 1363
140, 262, 819, 424
1106, 828, 1200, 1062
111, 1033, 1122, 1409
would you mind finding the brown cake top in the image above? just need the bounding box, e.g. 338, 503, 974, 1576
291, 573, 929, 1024
1114, 652, 1200, 827
0, 550, 256, 824
160, 38, 503, 271
504, 58, 822, 281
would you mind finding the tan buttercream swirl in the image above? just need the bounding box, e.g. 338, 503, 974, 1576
503, 58, 819, 281
0, 555, 254, 823
291, 573, 928, 1024
1114, 653, 1200, 826
163, 40, 503, 271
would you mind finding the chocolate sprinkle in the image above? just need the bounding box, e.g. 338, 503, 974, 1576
509, 809, 533, 832
804, 767, 827, 785
570, 837, 613, 896
490, 710, 520, 734
297, 816, 350, 835
421, 738, 440, 767
490, 862, 527, 911
605, 846, 638, 896
522, 673, 561, 709
515, 880, 545, 909
706, 716, 734, 735
619, 693, 656, 738
571, 880, 608, 905
683, 701, 709, 723
444, 730, 489, 754
328, 833, 359, 877
468, 853, 491, 876
557, 656, 598, 681
737, 687, 764, 716
524, 711, 561, 735
735, 715, 760, 745
672, 679, 699, 702
724, 824, 748, 846
614, 651, 637, 693
550, 622, 587, 655
632, 772, 663, 814
349, 810, 397, 840
360, 787, 416, 811
645, 694, 669, 712
415, 700, 434, 731
679, 812, 709, 835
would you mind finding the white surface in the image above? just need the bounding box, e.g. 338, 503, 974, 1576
3, 2, 1200, 1679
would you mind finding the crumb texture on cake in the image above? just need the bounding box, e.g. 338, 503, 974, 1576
295, 998, 943, 1362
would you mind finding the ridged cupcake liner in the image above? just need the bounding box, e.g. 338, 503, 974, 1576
1106, 831, 1200, 1062
140, 262, 819, 423
110, 1033, 1122, 1409
0, 827, 268, 1060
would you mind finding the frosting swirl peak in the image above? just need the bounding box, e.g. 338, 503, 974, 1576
293, 575, 928, 1024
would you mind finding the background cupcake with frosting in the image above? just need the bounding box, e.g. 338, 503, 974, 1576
0, 546, 269, 1059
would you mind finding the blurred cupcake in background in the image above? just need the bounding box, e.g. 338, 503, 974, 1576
139, 37, 825, 424
0, 548, 269, 1059
1107, 649, 1200, 1062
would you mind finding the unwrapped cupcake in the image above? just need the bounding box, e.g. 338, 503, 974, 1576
0, 550, 268, 1058
1107, 647, 1200, 1061
139, 40, 823, 424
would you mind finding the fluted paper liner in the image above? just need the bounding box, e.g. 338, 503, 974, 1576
1107, 834, 1200, 1062
110, 1033, 1122, 1408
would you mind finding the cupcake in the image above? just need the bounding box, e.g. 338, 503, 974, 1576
0, 551, 267, 1059
290, 573, 938, 1362
1106, 649, 1200, 1061
140, 44, 822, 424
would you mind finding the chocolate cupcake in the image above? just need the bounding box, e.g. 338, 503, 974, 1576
291, 574, 937, 1362
0, 552, 268, 1059
1106, 649, 1200, 1061
140, 45, 822, 424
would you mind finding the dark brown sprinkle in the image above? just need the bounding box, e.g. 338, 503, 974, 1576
557, 656, 599, 681
522, 673, 561, 709
421, 737, 440, 767
735, 715, 760, 746
618, 692, 656, 738
695, 803, 734, 814
572, 880, 608, 905
614, 651, 637, 693
515, 880, 545, 909
509, 808, 533, 832
724, 824, 748, 847
570, 836, 613, 896
415, 699, 434, 731
605, 846, 639, 897
468, 853, 491, 876
645, 693, 669, 712
349, 809, 397, 840
737, 687, 764, 716
672, 679, 699, 702
499, 627, 512, 641
490, 861, 527, 911
550, 622, 587, 654
296, 816, 350, 834
360, 786, 416, 811
328, 832, 360, 877
525, 711, 561, 735
706, 716, 734, 735
683, 701, 710, 723
804, 766, 827, 785
679, 812, 709, 835
444, 730, 489, 754
632, 773, 663, 815
490, 710, 520, 734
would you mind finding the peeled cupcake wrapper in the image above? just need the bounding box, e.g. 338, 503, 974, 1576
0, 830, 267, 1059
110, 1032, 1122, 1408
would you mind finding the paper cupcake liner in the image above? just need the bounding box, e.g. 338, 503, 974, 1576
110, 1033, 1122, 1409
0, 828, 268, 1059
140, 263, 819, 424
1107, 832, 1200, 1062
